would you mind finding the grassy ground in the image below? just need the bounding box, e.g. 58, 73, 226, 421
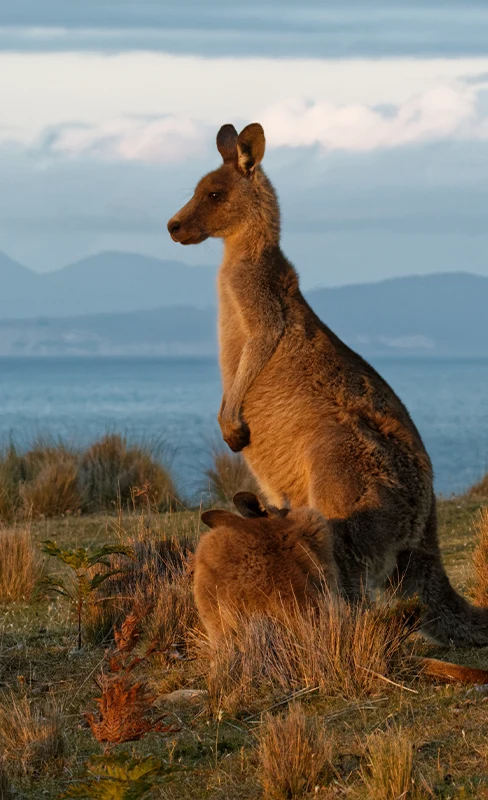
1, 495, 488, 799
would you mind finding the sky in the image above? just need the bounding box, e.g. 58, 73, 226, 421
2, 1, 488, 288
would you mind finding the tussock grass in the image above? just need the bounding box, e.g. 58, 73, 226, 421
0, 694, 65, 777
0, 526, 40, 603
467, 471, 488, 500
206, 593, 414, 716
21, 452, 80, 518
471, 507, 488, 606
0, 444, 26, 522
86, 513, 198, 652
258, 702, 333, 799
358, 727, 425, 800
205, 446, 258, 504
78, 434, 179, 513
0, 434, 180, 521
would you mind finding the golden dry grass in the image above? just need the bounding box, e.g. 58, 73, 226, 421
85, 512, 198, 652
258, 702, 334, 799
0, 693, 65, 778
205, 592, 415, 716
0, 435, 180, 522
358, 727, 426, 800
0, 491, 486, 799
205, 446, 258, 505
20, 453, 81, 519
78, 434, 180, 513
466, 472, 488, 500
0, 526, 40, 603
471, 507, 488, 606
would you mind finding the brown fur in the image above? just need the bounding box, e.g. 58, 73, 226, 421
194, 493, 338, 645
168, 122, 488, 648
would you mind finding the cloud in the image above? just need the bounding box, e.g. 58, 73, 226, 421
262, 85, 476, 152
3, 3, 488, 58
26, 83, 488, 162
42, 117, 209, 163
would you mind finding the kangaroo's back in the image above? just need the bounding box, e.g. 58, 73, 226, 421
194, 497, 338, 644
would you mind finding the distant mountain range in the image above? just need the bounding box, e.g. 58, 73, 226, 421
0, 250, 216, 318
0, 252, 486, 357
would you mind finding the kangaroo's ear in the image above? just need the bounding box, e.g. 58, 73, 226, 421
233, 492, 269, 518
201, 509, 238, 529
237, 123, 265, 176
217, 124, 238, 164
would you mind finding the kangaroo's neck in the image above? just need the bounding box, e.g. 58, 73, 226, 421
222, 169, 282, 266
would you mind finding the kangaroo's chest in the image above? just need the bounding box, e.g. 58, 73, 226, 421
217, 279, 247, 393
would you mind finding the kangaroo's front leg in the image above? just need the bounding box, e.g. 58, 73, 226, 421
219, 272, 284, 452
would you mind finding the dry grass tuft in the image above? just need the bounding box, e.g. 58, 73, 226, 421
466, 472, 488, 500
86, 519, 198, 654
258, 702, 334, 799
471, 507, 488, 606
0, 444, 25, 522
0, 526, 40, 603
78, 434, 179, 513
205, 446, 258, 504
0, 694, 65, 777
0, 435, 181, 521
20, 452, 80, 518
205, 593, 414, 716
358, 727, 425, 800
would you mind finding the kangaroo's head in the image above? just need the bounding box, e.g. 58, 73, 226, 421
167, 123, 279, 246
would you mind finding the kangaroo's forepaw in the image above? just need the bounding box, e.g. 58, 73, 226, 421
222, 420, 251, 452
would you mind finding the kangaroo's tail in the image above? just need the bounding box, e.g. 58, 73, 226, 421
396, 547, 488, 647
415, 656, 488, 685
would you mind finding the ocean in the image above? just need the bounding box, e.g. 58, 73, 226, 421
0, 355, 487, 500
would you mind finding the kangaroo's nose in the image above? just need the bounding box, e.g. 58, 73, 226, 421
168, 219, 181, 235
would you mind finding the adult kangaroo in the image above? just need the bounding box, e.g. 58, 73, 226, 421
168, 122, 488, 647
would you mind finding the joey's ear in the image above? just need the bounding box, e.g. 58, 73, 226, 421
216, 124, 238, 164
201, 509, 238, 529
233, 492, 268, 518
236, 123, 265, 175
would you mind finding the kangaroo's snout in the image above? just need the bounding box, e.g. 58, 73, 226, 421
167, 217, 181, 240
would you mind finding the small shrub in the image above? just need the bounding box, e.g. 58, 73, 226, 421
78, 434, 179, 512
206, 593, 415, 716
0, 694, 65, 777
359, 728, 425, 800
41, 541, 134, 649
0, 526, 39, 603
85, 610, 177, 750
259, 703, 333, 800
20, 453, 81, 518
61, 752, 180, 799
471, 507, 488, 606
205, 446, 258, 504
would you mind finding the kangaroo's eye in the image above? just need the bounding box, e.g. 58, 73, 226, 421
208, 191, 223, 202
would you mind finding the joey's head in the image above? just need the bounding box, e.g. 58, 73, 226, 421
167, 123, 280, 247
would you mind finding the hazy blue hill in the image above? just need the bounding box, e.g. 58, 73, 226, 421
0, 252, 486, 355
0, 251, 45, 318
307, 272, 488, 355
43, 251, 216, 315
0, 250, 216, 319
0, 270, 486, 357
